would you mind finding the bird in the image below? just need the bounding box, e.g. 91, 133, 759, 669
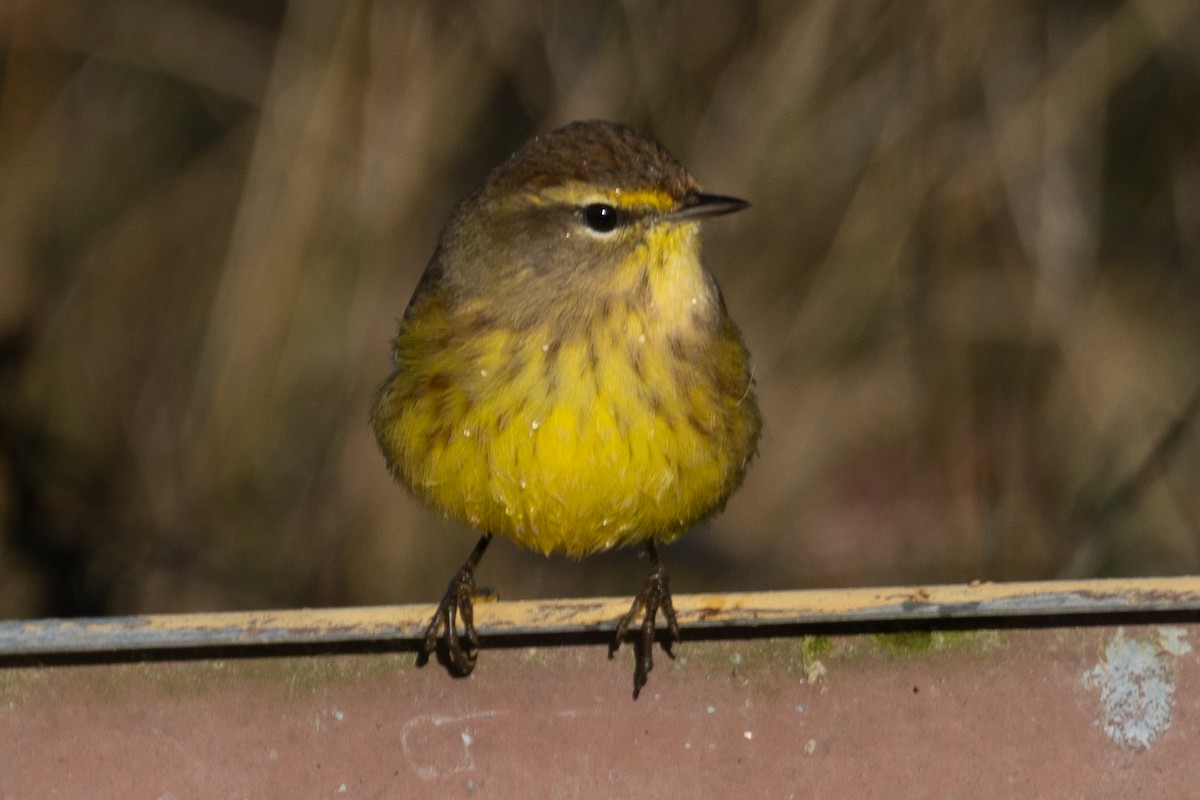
372, 119, 761, 695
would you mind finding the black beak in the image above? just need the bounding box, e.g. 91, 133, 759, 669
669, 192, 750, 221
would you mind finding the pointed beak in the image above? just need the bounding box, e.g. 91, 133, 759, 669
668, 192, 750, 221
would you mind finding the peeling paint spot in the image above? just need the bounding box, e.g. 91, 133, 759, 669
1157, 627, 1191, 657
400, 711, 497, 780
1082, 628, 1177, 751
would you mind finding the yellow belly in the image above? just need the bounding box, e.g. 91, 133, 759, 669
373, 307, 759, 557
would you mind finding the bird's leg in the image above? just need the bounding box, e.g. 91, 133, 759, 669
611, 541, 681, 698
423, 534, 492, 674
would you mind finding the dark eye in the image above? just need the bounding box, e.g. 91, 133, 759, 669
582, 203, 619, 233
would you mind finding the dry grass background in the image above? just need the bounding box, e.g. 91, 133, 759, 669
2, 0, 1199, 618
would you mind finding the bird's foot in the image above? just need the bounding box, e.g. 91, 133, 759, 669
422, 534, 492, 675
610, 543, 680, 698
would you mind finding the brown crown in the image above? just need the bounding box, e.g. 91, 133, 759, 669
484, 120, 699, 201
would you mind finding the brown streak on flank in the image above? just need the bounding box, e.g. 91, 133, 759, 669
715, 364, 745, 398
427, 389, 448, 420
390, 382, 416, 405
667, 334, 685, 361
496, 360, 522, 385
427, 393, 453, 438
427, 421, 452, 450
671, 356, 704, 395
544, 373, 561, 401
497, 338, 526, 383
649, 391, 674, 432
541, 339, 562, 384
543, 338, 562, 363
428, 372, 451, 391
465, 310, 498, 335
628, 346, 644, 381
687, 411, 716, 440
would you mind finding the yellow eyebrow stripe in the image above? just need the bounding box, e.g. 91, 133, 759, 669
537, 182, 677, 211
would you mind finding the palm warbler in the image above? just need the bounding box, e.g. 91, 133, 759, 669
372, 120, 760, 695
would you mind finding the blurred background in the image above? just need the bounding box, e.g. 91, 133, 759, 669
2, 0, 1199, 619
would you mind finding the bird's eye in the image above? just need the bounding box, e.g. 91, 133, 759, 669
582, 203, 620, 233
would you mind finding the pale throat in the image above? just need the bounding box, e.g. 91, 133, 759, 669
635, 223, 717, 337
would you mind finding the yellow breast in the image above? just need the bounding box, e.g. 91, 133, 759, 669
373, 230, 760, 557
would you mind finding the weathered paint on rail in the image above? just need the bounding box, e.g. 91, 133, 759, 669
2, 577, 1199, 655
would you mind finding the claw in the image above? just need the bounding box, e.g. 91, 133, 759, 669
423, 535, 491, 675
611, 542, 679, 698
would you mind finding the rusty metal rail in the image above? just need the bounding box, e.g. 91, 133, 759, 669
3, 577, 1199, 656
